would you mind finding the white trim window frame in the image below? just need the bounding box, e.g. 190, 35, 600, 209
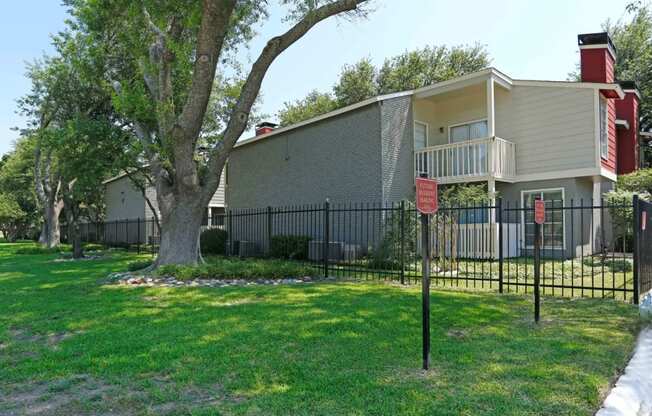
414, 120, 429, 150
520, 188, 566, 251
448, 118, 489, 143
599, 95, 609, 160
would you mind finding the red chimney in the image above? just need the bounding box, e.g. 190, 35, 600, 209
616, 81, 641, 174
578, 32, 616, 83
255, 121, 278, 136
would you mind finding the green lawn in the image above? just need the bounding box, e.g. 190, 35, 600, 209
0, 243, 641, 415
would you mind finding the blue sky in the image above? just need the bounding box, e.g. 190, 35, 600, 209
0, 0, 636, 156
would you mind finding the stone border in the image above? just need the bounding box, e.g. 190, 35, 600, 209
106, 272, 336, 288
596, 326, 652, 416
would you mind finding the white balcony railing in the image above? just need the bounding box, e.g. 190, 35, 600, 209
414, 136, 516, 183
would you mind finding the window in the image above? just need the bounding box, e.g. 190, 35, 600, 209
449, 119, 488, 143
414, 121, 428, 150
599, 96, 609, 159
449, 119, 488, 176
522, 189, 565, 249
414, 121, 429, 175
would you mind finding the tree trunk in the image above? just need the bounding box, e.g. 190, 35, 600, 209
66, 209, 83, 259
39, 202, 63, 248
155, 197, 204, 266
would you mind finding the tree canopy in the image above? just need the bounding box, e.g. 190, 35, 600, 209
606, 3, 652, 132
278, 43, 490, 126
52, 0, 372, 265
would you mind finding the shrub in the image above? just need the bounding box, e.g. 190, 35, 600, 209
83, 243, 105, 251
156, 257, 315, 280
200, 228, 228, 255
15, 244, 72, 255
127, 260, 153, 271
270, 235, 311, 260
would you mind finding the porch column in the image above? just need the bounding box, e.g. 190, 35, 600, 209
488, 178, 496, 224
486, 77, 495, 138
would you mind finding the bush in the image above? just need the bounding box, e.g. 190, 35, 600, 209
83, 243, 105, 251
14, 244, 72, 255
127, 259, 153, 271
156, 257, 315, 280
270, 235, 311, 260
200, 228, 228, 255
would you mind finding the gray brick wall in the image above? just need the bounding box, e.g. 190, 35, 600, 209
227, 102, 384, 208
380, 96, 415, 202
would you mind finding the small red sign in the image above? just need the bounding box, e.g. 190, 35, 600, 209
643, 211, 647, 231
534, 200, 545, 225
416, 177, 438, 215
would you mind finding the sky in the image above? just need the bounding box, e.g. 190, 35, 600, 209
0, 0, 638, 156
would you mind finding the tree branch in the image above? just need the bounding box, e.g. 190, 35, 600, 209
177, 0, 237, 141
202, 0, 368, 202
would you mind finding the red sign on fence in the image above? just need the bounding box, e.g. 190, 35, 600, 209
416, 177, 438, 214
534, 199, 545, 225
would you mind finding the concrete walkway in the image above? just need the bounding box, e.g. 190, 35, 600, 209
596, 326, 652, 416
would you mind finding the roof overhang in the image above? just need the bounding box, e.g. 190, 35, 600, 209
235, 90, 414, 148
623, 88, 642, 100
511, 79, 624, 99
413, 67, 512, 99
102, 165, 150, 185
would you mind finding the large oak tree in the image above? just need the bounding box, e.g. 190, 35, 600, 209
65, 0, 371, 266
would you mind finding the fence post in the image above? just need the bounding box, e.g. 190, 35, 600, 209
534, 219, 541, 323
400, 200, 406, 285
633, 194, 640, 305
267, 206, 273, 256
137, 217, 141, 254
497, 198, 504, 293
420, 199, 431, 370
228, 210, 233, 256
323, 199, 330, 279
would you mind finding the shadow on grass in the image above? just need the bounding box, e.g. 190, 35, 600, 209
0, 242, 641, 415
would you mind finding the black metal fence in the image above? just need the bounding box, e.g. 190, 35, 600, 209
65, 197, 645, 303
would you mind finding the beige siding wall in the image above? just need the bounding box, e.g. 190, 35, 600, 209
495, 85, 596, 176
413, 84, 487, 146
105, 176, 145, 221
144, 186, 159, 220
208, 169, 226, 207
143, 168, 225, 220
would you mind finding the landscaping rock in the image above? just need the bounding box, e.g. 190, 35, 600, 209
107, 272, 324, 288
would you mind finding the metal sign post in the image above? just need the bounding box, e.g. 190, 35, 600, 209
416, 176, 438, 370
534, 199, 545, 323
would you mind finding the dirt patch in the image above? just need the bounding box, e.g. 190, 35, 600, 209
8, 328, 82, 350
0, 374, 242, 415
446, 328, 469, 339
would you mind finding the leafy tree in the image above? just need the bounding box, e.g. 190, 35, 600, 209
17, 60, 66, 248
0, 137, 40, 239
278, 43, 490, 124
606, 3, 652, 132
377, 44, 489, 94
0, 193, 27, 242
333, 58, 377, 106
278, 90, 337, 126
62, 0, 371, 266
18, 28, 126, 257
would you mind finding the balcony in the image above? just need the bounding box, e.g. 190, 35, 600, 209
414, 136, 516, 184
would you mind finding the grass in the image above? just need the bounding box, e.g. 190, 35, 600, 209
0, 242, 642, 415
329, 255, 635, 301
